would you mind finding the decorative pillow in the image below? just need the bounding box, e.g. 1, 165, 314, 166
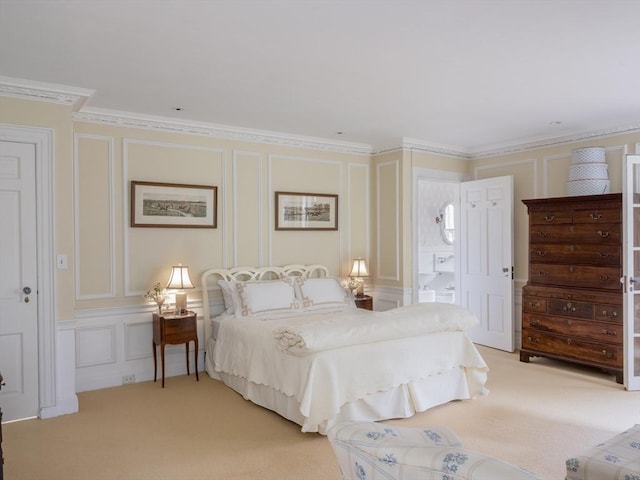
218, 280, 240, 314
235, 278, 302, 318
296, 277, 353, 311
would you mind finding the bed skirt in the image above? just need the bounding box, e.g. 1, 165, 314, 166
205, 337, 484, 434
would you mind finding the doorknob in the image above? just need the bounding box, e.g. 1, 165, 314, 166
23, 286, 32, 294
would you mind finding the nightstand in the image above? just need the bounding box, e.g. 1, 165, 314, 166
153, 311, 199, 388
354, 295, 373, 311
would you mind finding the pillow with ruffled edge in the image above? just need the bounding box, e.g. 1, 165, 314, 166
296, 277, 354, 311
235, 278, 303, 318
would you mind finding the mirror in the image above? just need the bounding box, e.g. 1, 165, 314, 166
438, 202, 455, 245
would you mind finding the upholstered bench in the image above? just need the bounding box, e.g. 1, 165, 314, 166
566, 424, 640, 480
328, 421, 541, 480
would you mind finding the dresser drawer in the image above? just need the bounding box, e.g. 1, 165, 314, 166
594, 304, 622, 323
522, 330, 622, 368
530, 223, 620, 244
522, 296, 547, 313
547, 298, 593, 319
523, 313, 621, 344
529, 207, 572, 225
529, 243, 621, 266
529, 263, 622, 290
573, 207, 621, 224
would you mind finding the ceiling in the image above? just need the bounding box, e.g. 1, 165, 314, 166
1, 0, 639, 156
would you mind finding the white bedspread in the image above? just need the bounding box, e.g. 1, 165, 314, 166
213, 306, 488, 432
274, 302, 478, 355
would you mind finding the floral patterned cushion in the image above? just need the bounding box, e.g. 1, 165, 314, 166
566, 424, 640, 480
328, 421, 541, 480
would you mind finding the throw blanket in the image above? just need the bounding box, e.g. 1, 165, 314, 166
274, 302, 478, 355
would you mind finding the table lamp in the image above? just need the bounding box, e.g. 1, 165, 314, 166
166, 264, 194, 314
349, 258, 369, 298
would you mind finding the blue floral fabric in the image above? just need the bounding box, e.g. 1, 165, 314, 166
566, 424, 640, 480
327, 421, 541, 480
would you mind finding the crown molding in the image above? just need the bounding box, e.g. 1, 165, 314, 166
2, 76, 637, 158
470, 122, 640, 158
72, 108, 373, 156
0, 76, 93, 110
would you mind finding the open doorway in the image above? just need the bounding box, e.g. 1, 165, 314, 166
412, 168, 465, 305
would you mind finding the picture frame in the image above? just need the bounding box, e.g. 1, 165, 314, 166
130, 181, 217, 228
275, 191, 338, 231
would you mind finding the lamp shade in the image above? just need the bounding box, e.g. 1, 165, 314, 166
166, 265, 194, 290
349, 258, 369, 278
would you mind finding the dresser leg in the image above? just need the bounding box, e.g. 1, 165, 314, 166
520, 351, 531, 363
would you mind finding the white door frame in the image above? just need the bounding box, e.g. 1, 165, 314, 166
0, 123, 56, 417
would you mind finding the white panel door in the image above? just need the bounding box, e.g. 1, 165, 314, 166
624, 154, 640, 390
0, 140, 39, 421
460, 175, 514, 351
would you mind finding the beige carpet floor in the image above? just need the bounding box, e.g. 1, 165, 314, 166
3, 346, 639, 480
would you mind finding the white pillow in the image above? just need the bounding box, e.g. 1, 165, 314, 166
235, 278, 302, 318
296, 277, 353, 311
218, 280, 240, 314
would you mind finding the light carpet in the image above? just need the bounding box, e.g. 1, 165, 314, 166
3, 346, 639, 480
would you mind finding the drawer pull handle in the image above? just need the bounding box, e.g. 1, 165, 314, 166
544, 215, 556, 221
527, 336, 539, 344
562, 303, 576, 313
601, 310, 618, 318
602, 329, 617, 336
529, 301, 540, 308
597, 230, 610, 238
567, 319, 573, 326
530, 320, 539, 327
538, 271, 549, 276
566, 338, 572, 345
590, 213, 602, 220
600, 275, 610, 281
597, 252, 610, 258
602, 350, 614, 359
536, 231, 550, 238
536, 250, 547, 257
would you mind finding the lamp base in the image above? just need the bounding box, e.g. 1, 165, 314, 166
175, 292, 187, 314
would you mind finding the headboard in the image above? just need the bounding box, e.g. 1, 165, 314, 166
201, 264, 329, 341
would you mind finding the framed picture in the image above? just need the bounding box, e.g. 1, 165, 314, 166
275, 191, 338, 231
130, 181, 217, 228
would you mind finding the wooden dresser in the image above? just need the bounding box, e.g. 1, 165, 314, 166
520, 193, 623, 383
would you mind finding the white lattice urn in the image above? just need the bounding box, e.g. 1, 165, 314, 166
568, 163, 609, 181
566, 179, 610, 196
571, 146, 606, 164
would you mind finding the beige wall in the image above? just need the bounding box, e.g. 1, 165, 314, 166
2, 97, 370, 320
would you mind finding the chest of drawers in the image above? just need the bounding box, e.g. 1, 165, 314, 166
520, 193, 623, 383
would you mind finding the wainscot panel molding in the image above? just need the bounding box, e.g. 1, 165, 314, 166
74, 307, 207, 392
372, 285, 407, 311
376, 160, 400, 282
232, 150, 263, 267
75, 324, 117, 368
74, 133, 116, 300
347, 162, 370, 274
121, 138, 226, 297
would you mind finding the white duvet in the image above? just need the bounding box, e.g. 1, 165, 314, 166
213, 303, 488, 431
274, 302, 478, 355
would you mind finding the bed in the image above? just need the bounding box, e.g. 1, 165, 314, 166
201, 264, 488, 435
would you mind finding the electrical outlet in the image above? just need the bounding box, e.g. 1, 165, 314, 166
122, 374, 135, 385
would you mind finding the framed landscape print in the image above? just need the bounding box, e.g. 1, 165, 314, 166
130, 181, 217, 228
275, 191, 338, 231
